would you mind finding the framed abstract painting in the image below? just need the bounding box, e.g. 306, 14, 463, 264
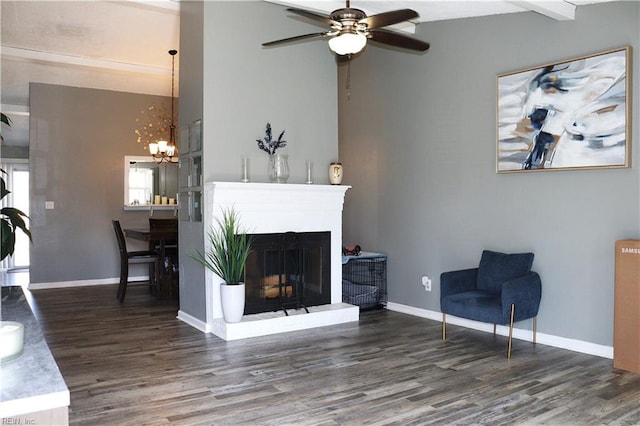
496, 46, 631, 173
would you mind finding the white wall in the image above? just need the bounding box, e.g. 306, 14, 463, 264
201, 1, 338, 184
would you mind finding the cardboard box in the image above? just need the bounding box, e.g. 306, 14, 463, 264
614, 240, 640, 373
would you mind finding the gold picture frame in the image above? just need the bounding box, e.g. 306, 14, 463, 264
496, 46, 631, 173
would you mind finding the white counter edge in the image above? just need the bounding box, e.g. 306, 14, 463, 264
0, 389, 70, 418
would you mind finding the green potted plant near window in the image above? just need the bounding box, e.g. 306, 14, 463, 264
189, 208, 253, 323
1, 112, 32, 261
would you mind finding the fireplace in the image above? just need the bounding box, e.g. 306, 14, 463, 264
191, 181, 359, 341
245, 232, 331, 315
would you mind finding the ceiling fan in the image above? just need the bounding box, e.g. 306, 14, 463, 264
263, 1, 430, 56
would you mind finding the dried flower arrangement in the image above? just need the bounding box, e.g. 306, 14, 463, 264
256, 123, 287, 155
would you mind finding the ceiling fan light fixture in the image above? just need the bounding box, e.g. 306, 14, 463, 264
328, 32, 367, 55
265, 3, 429, 55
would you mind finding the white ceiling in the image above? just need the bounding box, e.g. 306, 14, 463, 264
271, 0, 587, 24
0, 0, 617, 148
1, 0, 180, 147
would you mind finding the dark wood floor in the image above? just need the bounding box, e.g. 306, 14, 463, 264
31, 284, 640, 425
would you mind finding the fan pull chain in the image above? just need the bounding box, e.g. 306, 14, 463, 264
346, 56, 351, 101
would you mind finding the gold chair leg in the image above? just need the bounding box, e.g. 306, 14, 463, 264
533, 316, 537, 345
442, 313, 446, 341
508, 303, 515, 359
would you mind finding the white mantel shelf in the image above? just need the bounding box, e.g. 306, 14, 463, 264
210, 181, 350, 192
206, 181, 352, 236
198, 181, 358, 341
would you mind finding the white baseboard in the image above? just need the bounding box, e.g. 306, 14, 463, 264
177, 310, 210, 333
386, 302, 613, 359
28, 276, 148, 290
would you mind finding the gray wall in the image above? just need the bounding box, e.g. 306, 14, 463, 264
177, 0, 206, 320
340, 2, 639, 347
201, 1, 338, 184
177, 1, 339, 321
29, 83, 176, 284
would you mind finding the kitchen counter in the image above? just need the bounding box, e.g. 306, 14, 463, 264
1, 286, 69, 424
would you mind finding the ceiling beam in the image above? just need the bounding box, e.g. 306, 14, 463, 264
119, 0, 180, 13
1, 46, 172, 76
507, 0, 576, 20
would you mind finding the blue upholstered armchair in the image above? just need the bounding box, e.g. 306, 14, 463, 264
440, 250, 542, 358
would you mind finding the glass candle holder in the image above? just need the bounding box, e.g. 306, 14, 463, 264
268, 153, 289, 183
241, 157, 250, 183
305, 161, 313, 184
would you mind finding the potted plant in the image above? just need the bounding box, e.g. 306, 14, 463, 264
1, 112, 31, 261
189, 208, 253, 323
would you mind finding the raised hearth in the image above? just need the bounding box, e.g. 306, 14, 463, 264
202, 182, 358, 341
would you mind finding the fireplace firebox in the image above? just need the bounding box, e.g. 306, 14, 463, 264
244, 232, 331, 315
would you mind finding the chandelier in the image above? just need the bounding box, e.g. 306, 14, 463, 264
149, 49, 178, 163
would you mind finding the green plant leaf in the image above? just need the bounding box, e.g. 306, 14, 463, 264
1, 112, 12, 127
188, 208, 253, 284
1, 207, 32, 241
1, 219, 16, 260
0, 175, 9, 200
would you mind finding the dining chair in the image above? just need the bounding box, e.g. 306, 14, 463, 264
148, 218, 178, 230
112, 220, 160, 303
149, 218, 178, 246
148, 218, 179, 300
149, 217, 178, 259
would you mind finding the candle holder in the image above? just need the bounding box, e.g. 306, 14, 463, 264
268, 153, 289, 183
305, 161, 313, 184
241, 157, 250, 183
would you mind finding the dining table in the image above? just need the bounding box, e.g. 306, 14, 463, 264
123, 225, 179, 300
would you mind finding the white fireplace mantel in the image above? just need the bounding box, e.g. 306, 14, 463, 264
201, 182, 359, 340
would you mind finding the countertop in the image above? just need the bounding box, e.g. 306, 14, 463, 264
0, 286, 70, 417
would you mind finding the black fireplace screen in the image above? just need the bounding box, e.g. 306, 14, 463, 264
244, 232, 331, 315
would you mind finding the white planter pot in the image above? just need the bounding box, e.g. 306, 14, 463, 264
220, 282, 245, 323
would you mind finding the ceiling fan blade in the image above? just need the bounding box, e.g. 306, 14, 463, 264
361, 9, 419, 30
262, 32, 329, 47
368, 29, 430, 52
286, 8, 340, 27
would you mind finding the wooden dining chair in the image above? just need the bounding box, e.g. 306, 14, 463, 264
148, 218, 179, 300
148, 217, 178, 258
148, 218, 178, 230
148, 218, 178, 246
112, 220, 160, 303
